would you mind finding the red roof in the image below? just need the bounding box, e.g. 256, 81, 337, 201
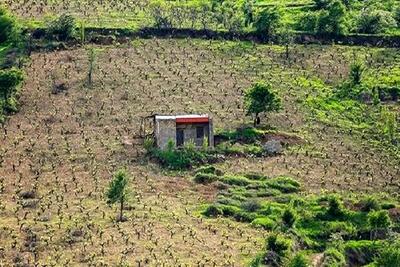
176, 117, 209, 124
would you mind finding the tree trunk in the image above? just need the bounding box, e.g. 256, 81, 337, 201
119, 195, 124, 222
285, 44, 289, 60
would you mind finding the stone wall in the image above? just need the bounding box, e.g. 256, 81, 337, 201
155, 119, 176, 150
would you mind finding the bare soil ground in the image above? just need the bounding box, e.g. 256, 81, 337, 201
0, 38, 399, 265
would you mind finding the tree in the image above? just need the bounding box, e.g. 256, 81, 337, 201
254, 7, 281, 36
244, 81, 282, 127
316, 0, 347, 35
242, 0, 256, 27
356, 9, 397, 34
278, 28, 295, 60
87, 47, 96, 87
47, 14, 75, 41
0, 68, 23, 99
106, 169, 129, 222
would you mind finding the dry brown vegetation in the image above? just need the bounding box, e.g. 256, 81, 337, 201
0, 38, 399, 265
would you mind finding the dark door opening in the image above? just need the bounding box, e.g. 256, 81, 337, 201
176, 129, 184, 147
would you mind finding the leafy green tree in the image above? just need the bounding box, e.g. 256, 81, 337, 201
254, 7, 281, 36
106, 169, 129, 222
296, 12, 319, 32
0, 68, 23, 99
356, 9, 397, 34
47, 14, 75, 41
279, 28, 295, 60
316, 0, 347, 35
244, 81, 282, 127
242, 0, 255, 27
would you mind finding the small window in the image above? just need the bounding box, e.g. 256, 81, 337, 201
196, 127, 204, 139
176, 129, 184, 147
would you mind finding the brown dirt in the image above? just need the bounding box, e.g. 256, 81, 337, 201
0, 39, 398, 265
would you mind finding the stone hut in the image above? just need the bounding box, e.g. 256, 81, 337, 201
154, 114, 214, 150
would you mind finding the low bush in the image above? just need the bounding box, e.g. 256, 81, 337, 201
193, 172, 218, 184
282, 208, 297, 228
326, 196, 346, 219
322, 248, 346, 267
267, 176, 301, 193
266, 233, 292, 260
344, 240, 383, 266
0, 7, 18, 45
151, 141, 210, 170
221, 175, 253, 186
241, 199, 262, 212
251, 217, 276, 230
195, 165, 223, 176
216, 205, 237, 216
286, 252, 310, 267
375, 242, 400, 267
202, 205, 223, 217
46, 14, 75, 41
360, 196, 380, 212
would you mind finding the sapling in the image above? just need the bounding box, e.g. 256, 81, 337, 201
106, 169, 130, 222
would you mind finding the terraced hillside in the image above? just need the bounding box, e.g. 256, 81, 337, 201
0, 38, 399, 265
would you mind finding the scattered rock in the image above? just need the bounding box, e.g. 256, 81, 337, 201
52, 82, 68, 94
262, 140, 283, 155
20, 199, 39, 209
19, 190, 36, 199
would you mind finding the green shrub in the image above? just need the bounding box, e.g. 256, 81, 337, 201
241, 199, 261, 212
195, 165, 223, 176
254, 7, 281, 35
266, 233, 292, 259
296, 12, 319, 32
323, 221, 356, 237
327, 196, 346, 218
356, 9, 397, 34
220, 205, 241, 217
234, 210, 257, 222
0, 7, 18, 44
47, 14, 75, 41
344, 240, 383, 266
315, 1, 347, 35
267, 176, 300, 193
368, 210, 391, 236
375, 242, 400, 267
322, 248, 346, 267
282, 208, 297, 228
360, 197, 380, 212
244, 173, 267, 181
193, 172, 218, 184
203, 205, 223, 217
152, 141, 209, 170
0, 68, 23, 100
287, 252, 310, 267
221, 175, 253, 186
251, 217, 276, 230
381, 203, 396, 210
143, 137, 155, 152
349, 61, 364, 86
